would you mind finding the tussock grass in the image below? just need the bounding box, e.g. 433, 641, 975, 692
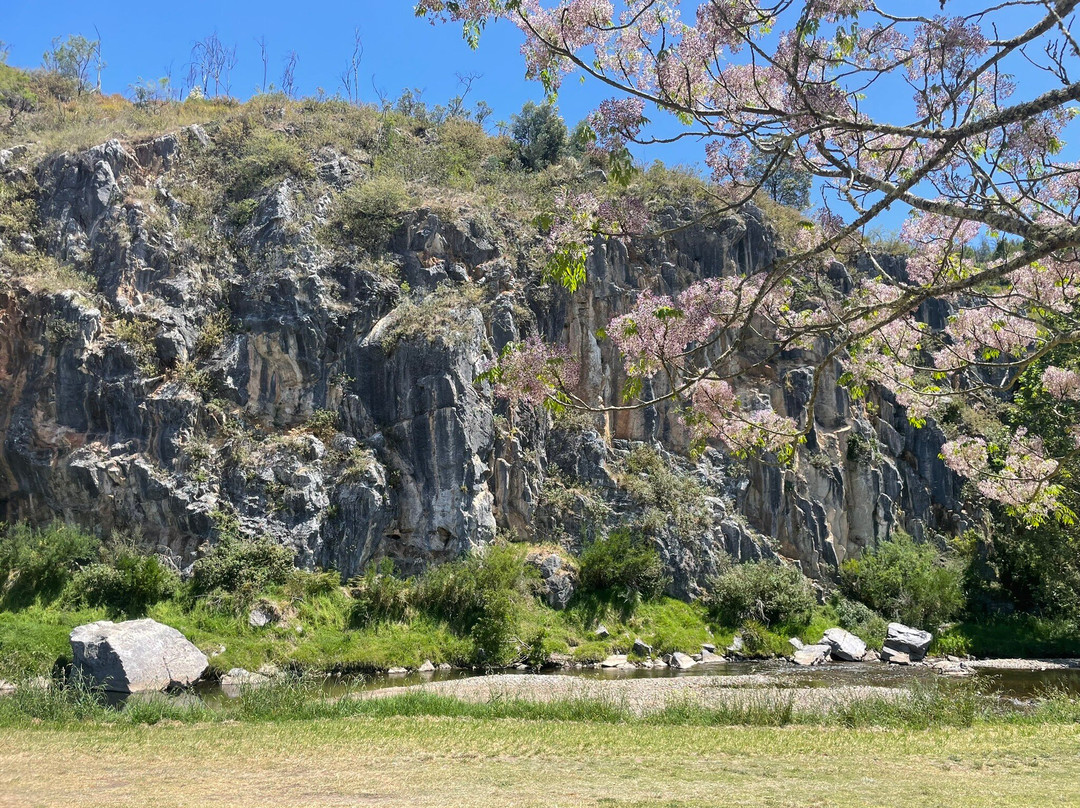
2, 675, 1079, 730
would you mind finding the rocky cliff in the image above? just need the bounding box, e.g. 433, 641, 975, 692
0, 123, 966, 597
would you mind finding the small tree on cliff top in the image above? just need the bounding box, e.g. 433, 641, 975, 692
419, 0, 1080, 525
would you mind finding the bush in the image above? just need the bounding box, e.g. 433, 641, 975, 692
707, 561, 816, 628
66, 553, 178, 616
0, 522, 98, 609
509, 101, 567, 171
349, 558, 411, 628
225, 128, 313, 200
413, 544, 538, 666
578, 529, 667, 603
326, 176, 411, 253
839, 531, 963, 630
189, 534, 294, 603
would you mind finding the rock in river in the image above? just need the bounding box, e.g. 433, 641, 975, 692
822, 628, 868, 662
70, 619, 208, 693
884, 622, 933, 662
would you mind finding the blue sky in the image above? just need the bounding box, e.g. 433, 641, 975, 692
2, 2, 593, 129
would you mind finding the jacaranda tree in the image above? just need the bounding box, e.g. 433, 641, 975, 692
418, 0, 1080, 524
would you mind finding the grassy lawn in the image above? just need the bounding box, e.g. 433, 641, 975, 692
0, 717, 1077, 807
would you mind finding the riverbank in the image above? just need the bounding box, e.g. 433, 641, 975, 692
2, 716, 1078, 808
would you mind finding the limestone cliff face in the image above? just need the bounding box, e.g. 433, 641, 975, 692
0, 131, 965, 594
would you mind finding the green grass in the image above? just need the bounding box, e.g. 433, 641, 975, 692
2, 693, 1080, 807
2, 675, 1080, 730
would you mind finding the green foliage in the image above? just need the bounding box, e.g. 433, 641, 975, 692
615, 446, 711, 539
412, 543, 539, 667
0, 522, 98, 610
840, 531, 964, 630
65, 553, 178, 616
41, 34, 103, 95
510, 101, 567, 170
830, 594, 888, 650
348, 558, 411, 628
325, 175, 411, 253
706, 561, 816, 628
0, 64, 37, 126
303, 409, 340, 443
379, 282, 484, 352
221, 127, 313, 200
578, 528, 666, 603
189, 533, 294, 604
933, 614, 1080, 658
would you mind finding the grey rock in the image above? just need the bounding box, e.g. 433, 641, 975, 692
387, 667, 409, 675
792, 644, 831, 667
248, 606, 279, 628
789, 637, 805, 651
728, 635, 745, 654
600, 654, 629, 668
701, 643, 716, 653
594, 625, 610, 639
633, 638, 653, 657
885, 623, 933, 661
669, 652, 697, 670
822, 627, 868, 662
528, 550, 576, 610
70, 619, 208, 693
418, 660, 436, 673
880, 646, 911, 665
700, 650, 726, 665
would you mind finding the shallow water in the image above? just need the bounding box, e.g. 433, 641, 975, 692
192, 659, 1080, 705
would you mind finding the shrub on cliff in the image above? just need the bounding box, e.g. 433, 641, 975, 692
326, 175, 411, 253
578, 529, 667, 603
509, 101, 567, 171
839, 531, 963, 630
706, 561, 816, 628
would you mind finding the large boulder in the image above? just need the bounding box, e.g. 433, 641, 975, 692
884, 622, 933, 662
792, 644, 831, 666
70, 619, 208, 693
822, 628, 868, 662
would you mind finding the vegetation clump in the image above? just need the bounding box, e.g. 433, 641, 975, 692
839, 531, 963, 630
706, 561, 816, 629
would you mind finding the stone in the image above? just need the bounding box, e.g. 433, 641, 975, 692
527, 550, 577, 610
792, 644, 831, 666
700, 650, 726, 665
633, 638, 653, 657
70, 619, 208, 693
387, 667, 408, 675
789, 637, 805, 651
931, 659, 974, 677
600, 654, 629, 668
248, 606, 279, 628
594, 625, 610, 639
880, 646, 911, 665
822, 628, 868, 662
701, 643, 716, 653
669, 652, 697, 670
0, 680, 14, 694
885, 623, 933, 661
437, 663, 453, 671
727, 635, 745, 654
418, 660, 436, 673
